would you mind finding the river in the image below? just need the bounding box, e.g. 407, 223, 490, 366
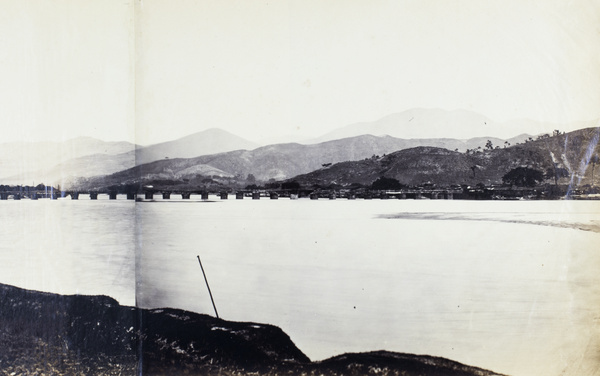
1, 196, 599, 376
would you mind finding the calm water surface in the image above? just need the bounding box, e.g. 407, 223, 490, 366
1, 197, 599, 376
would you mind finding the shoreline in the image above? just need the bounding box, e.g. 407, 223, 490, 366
0, 282, 506, 376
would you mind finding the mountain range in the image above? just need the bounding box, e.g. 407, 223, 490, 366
0, 128, 259, 186
291, 127, 600, 188
1, 109, 596, 189
73, 126, 599, 192
0, 137, 135, 184
75, 132, 537, 190
309, 108, 555, 142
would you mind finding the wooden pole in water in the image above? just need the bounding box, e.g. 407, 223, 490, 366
197, 255, 220, 319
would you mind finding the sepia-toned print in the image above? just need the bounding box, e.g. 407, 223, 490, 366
1, 1, 599, 375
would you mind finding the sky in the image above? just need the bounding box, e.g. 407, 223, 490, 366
0, 0, 135, 144
1, 0, 599, 145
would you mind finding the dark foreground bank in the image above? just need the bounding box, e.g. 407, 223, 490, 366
0, 283, 505, 375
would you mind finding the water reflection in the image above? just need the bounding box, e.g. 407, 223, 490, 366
136, 199, 600, 376
0, 199, 598, 376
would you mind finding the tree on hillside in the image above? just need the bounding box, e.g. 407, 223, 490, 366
371, 176, 404, 191
281, 181, 301, 191
545, 165, 569, 186
485, 140, 493, 150
470, 165, 478, 178
502, 167, 544, 187
592, 155, 599, 186
265, 181, 280, 189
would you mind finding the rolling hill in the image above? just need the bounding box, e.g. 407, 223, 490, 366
76, 134, 411, 189
79, 126, 600, 191
0, 129, 259, 186
4, 109, 597, 190
75, 132, 551, 190
289, 127, 600, 188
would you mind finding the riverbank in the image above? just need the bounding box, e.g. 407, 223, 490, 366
0, 283, 505, 375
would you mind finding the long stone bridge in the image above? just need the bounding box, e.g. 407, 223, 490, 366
0, 188, 461, 201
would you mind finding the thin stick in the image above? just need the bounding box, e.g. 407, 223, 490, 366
197, 255, 220, 319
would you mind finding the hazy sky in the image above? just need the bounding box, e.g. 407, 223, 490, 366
2, 0, 599, 145
0, 0, 135, 144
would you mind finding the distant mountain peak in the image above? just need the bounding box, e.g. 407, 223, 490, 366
181, 127, 240, 137
134, 128, 260, 165
310, 108, 541, 143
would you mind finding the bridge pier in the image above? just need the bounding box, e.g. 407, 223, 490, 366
0, 193, 8, 200
201, 192, 209, 200
71, 192, 79, 200
236, 192, 244, 199
329, 192, 336, 200
270, 192, 278, 200
13, 194, 21, 200
181, 192, 191, 199
310, 193, 318, 200
31, 192, 38, 200
220, 192, 228, 200
89, 192, 98, 200
127, 192, 136, 200
162, 192, 171, 200
109, 192, 117, 200
145, 192, 153, 200
252, 192, 260, 200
